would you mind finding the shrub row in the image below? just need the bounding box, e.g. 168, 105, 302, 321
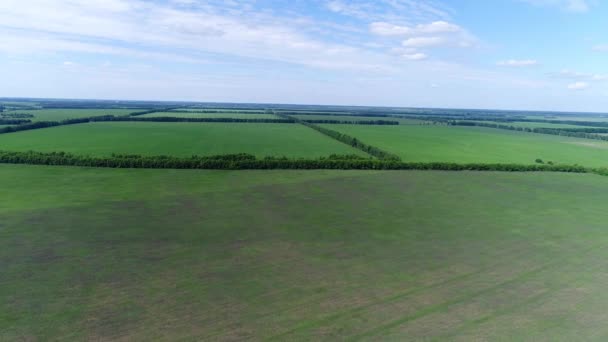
0, 150, 595, 174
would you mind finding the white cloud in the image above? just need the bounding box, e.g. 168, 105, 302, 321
521, 0, 593, 12
497, 59, 539, 67
402, 52, 427, 60
568, 81, 589, 90
553, 69, 608, 81
370, 22, 411, 36
370, 20, 461, 36
593, 44, 608, 51
402, 36, 445, 48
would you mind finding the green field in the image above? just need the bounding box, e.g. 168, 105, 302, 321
0, 122, 366, 158
139, 111, 278, 119
473, 121, 597, 129
323, 124, 608, 167
292, 114, 427, 124
3, 165, 608, 340
9, 109, 138, 122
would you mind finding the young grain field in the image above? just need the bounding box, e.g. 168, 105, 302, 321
2, 165, 608, 340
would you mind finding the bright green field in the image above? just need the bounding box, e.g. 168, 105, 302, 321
9, 109, 139, 122
139, 111, 278, 119
0, 122, 366, 158
324, 124, 608, 167
293, 114, 426, 125
3, 165, 608, 340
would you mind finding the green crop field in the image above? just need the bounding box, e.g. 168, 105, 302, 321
3, 165, 608, 340
323, 124, 608, 167
292, 114, 427, 124
9, 109, 139, 122
473, 121, 598, 129
0, 122, 366, 158
139, 111, 278, 119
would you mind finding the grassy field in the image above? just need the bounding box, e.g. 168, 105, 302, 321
139, 111, 278, 119
292, 114, 426, 124
473, 121, 598, 129
9, 109, 138, 122
0, 122, 366, 158
2, 165, 608, 340
323, 124, 608, 167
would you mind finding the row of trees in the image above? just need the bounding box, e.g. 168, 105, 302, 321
274, 112, 402, 160
0, 150, 594, 174
450, 121, 608, 141
0, 119, 32, 125
1, 113, 34, 118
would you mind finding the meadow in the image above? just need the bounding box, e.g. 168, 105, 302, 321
139, 111, 278, 119
0, 121, 367, 158
292, 114, 426, 124
2, 165, 608, 340
8, 109, 139, 122
323, 124, 608, 167
472, 121, 598, 129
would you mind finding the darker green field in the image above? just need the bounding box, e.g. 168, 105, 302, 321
2, 165, 608, 340
0, 122, 367, 158
323, 124, 608, 167
7, 109, 139, 122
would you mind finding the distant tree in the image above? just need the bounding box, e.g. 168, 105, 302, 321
535, 159, 544, 164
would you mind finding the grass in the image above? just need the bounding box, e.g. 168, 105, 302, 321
292, 114, 426, 124
323, 124, 608, 167
9, 109, 139, 122
2, 165, 608, 340
0, 122, 367, 158
472, 121, 598, 129
139, 111, 278, 119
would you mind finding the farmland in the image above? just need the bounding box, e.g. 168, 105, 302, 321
6, 109, 139, 122
138, 111, 278, 119
3, 99, 608, 341
0, 122, 367, 158
3, 165, 608, 340
322, 124, 608, 167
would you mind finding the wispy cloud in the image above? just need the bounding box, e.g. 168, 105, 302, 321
593, 44, 608, 51
520, 0, 594, 12
568, 81, 589, 90
497, 59, 539, 67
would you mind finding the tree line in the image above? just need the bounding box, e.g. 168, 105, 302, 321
1, 113, 34, 118
274, 112, 402, 160
0, 150, 597, 174
449, 121, 608, 141
0, 119, 32, 125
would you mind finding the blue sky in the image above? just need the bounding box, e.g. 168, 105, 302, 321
1, 0, 607, 112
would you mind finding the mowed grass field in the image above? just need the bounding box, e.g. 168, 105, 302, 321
0, 122, 367, 158
323, 124, 608, 167
8, 109, 139, 122
2, 165, 608, 340
139, 111, 278, 119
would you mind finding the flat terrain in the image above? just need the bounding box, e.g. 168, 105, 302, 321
473, 121, 597, 129
323, 124, 608, 167
2, 165, 608, 340
8, 109, 138, 122
292, 114, 426, 124
0, 122, 366, 158
139, 111, 278, 119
